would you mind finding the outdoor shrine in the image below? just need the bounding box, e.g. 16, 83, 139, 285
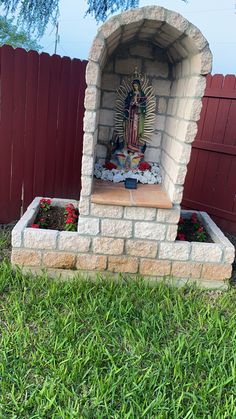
11, 5, 235, 284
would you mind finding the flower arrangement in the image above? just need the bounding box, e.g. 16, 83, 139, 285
64, 204, 77, 231
94, 162, 162, 184
31, 199, 78, 231
40, 198, 52, 211
177, 213, 207, 242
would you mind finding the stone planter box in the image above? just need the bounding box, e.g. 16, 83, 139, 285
11, 198, 235, 286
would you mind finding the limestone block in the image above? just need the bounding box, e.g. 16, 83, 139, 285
172, 141, 192, 165
143, 6, 165, 21
79, 197, 90, 216
43, 252, 75, 269
139, 259, 171, 276
166, 224, 178, 242
108, 256, 138, 273
93, 237, 124, 255
78, 217, 100, 236
124, 207, 156, 221
134, 222, 166, 241
191, 243, 222, 263
96, 144, 107, 159
88, 36, 106, 63
223, 246, 235, 264
83, 133, 95, 156
11, 249, 41, 267
126, 239, 158, 258
76, 254, 107, 270
98, 126, 110, 142
201, 264, 232, 280
155, 114, 166, 131
166, 10, 189, 33
102, 91, 116, 109
99, 16, 121, 39
176, 120, 198, 143
184, 98, 203, 122
99, 109, 114, 126
172, 41, 188, 61
101, 73, 121, 91
83, 111, 97, 133
107, 28, 122, 46
165, 116, 178, 138
27, 197, 41, 211
129, 44, 153, 59
168, 183, 183, 204
190, 49, 213, 76
147, 132, 162, 148
144, 61, 169, 78
156, 207, 180, 223
186, 76, 206, 98
86, 61, 100, 87
153, 79, 171, 97
177, 99, 186, 119
115, 58, 142, 75
101, 219, 132, 238
158, 97, 167, 114
81, 176, 92, 197
167, 98, 178, 116
91, 203, 123, 218
81, 155, 94, 176
84, 86, 100, 111
11, 228, 22, 247
181, 59, 190, 77
121, 8, 145, 25
186, 23, 208, 51
58, 233, 91, 252
171, 261, 202, 279
24, 229, 58, 249
146, 145, 160, 163
181, 36, 199, 56
159, 241, 190, 260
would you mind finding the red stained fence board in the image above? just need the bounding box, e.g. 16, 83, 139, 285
0, 45, 87, 223
182, 74, 236, 233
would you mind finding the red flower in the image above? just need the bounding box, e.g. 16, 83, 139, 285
31, 224, 39, 228
66, 217, 74, 224
177, 232, 186, 241
198, 226, 204, 233
138, 161, 151, 171
104, 161, 117, 170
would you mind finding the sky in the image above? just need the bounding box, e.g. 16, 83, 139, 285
39, 0, 236, 75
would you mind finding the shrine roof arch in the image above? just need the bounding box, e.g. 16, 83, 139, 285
86, 5, 212, 87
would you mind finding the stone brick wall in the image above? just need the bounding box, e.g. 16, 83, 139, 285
11, 199, 234, 282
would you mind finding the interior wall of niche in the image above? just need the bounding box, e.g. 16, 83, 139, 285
96, 40, 174, 173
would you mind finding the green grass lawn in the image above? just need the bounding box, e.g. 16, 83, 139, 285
1, 261, 236, 418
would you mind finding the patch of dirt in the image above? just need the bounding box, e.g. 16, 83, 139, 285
34, 206, 78, 231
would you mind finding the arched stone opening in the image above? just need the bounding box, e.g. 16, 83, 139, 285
79, 5, 212, 244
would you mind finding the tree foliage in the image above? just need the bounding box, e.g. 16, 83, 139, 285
0, 15, 41, 50
0, 0, 187, 37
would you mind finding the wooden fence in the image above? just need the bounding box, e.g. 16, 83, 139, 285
0, 45, 235, 233
182, 74, 236, 233
0, 45, 87, 223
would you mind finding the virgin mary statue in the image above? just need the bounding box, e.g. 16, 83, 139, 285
109, 69, 156, 169
124, 78, 146, 153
